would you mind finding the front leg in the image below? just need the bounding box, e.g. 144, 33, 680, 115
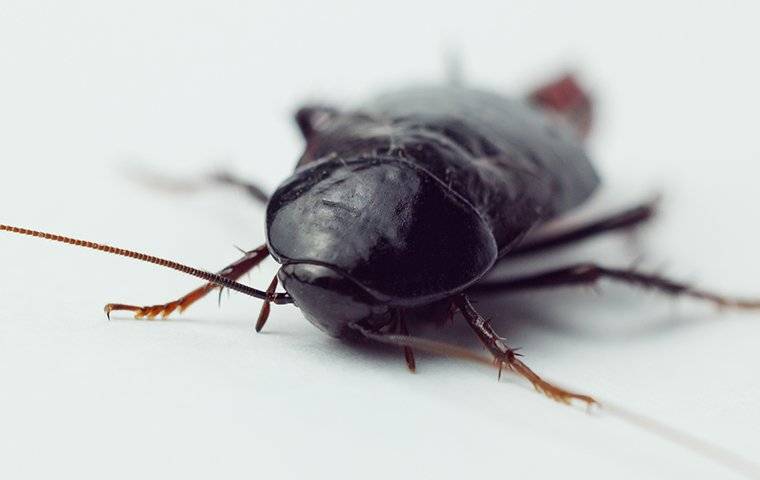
454, 294, 596, 406
104, 245, 270, 319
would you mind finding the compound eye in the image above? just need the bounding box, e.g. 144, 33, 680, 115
278, 263, 387, 337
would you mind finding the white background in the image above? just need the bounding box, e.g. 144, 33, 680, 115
1, 1, 760, 479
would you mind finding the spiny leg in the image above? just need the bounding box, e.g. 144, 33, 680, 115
104, 245, 270, 319
454, 294, 596, 405
508, 199, 657, 258
470, 263, 760, 309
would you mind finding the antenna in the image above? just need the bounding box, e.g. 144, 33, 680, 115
0, 224, 292, 305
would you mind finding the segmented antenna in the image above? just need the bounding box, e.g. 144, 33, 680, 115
0, 224, 292, 304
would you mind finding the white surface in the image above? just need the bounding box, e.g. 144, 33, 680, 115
1, 1, 760, 479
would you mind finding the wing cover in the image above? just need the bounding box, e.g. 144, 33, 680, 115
297, 86, 600, 256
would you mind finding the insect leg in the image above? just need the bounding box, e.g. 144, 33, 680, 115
470, 263, 760, 309
104, 245, 270, 319
508, 199, 657, 258
394, 312, 416, 372
454, 294, 596, 405
211, 171, 269, 204
125, 164, 269, 204
254, 275, 279, 332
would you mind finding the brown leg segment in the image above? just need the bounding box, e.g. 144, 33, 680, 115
104, 245, 270, 319
470, 263, 760, 310
454, 294, 596, 405
508, 199, 657, 258
396, 314, 416, 372
255, 275, 279, 332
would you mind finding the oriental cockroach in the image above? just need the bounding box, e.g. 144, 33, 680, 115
3, 73, 760, 478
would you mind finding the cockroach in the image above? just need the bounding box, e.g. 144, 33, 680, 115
3, 74, 760, 476
3, 73, 760, 401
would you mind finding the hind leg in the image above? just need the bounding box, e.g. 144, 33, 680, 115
104, 245, 270, 319
470, 262, 760, 310
508, 198, 658, 258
